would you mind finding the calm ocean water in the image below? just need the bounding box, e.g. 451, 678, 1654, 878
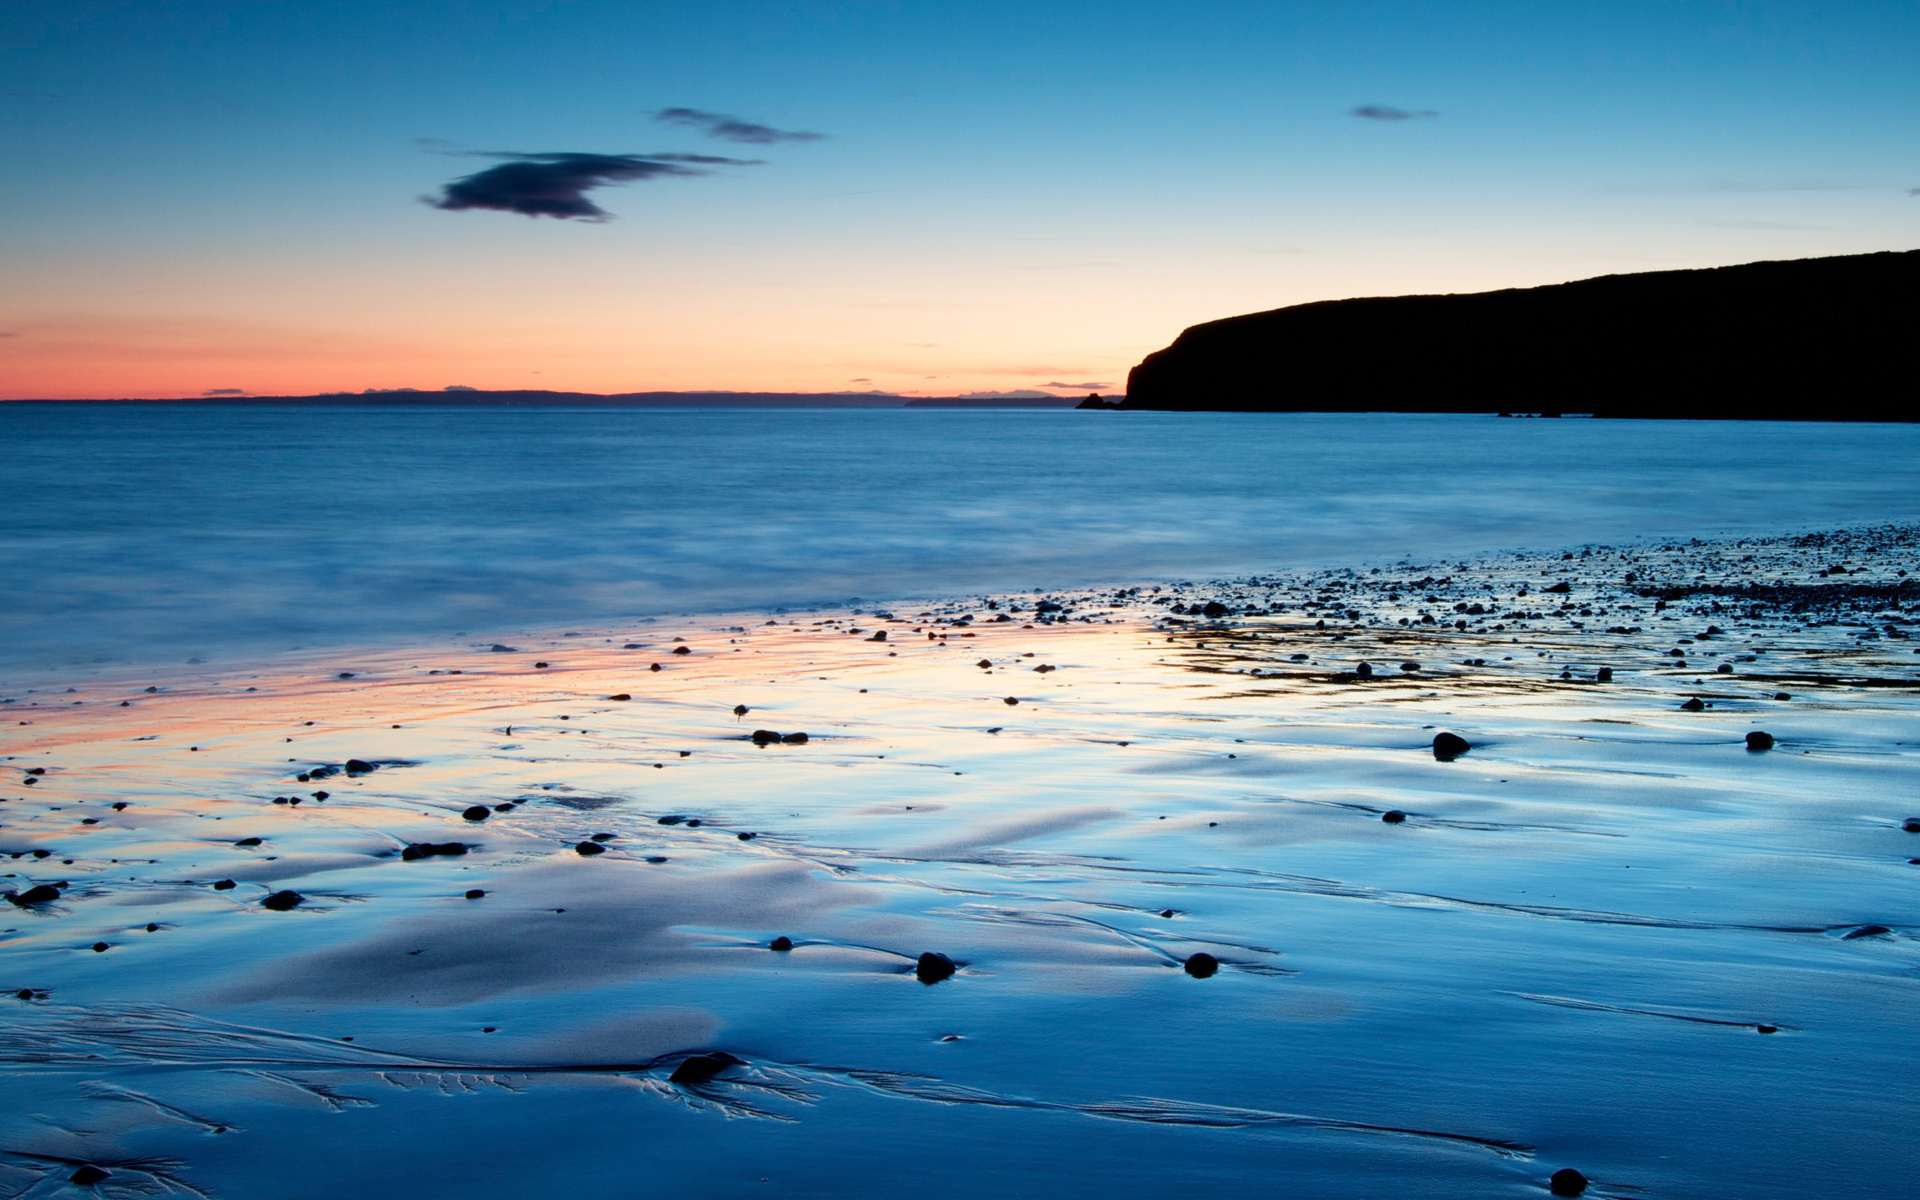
4, 405, 1916, 674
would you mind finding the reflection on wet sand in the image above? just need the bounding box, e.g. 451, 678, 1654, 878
0, 525, 1915, 1198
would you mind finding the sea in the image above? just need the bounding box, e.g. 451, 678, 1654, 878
4, 404, 1918, 675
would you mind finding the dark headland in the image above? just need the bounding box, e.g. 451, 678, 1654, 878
1115, 249, 1917, 419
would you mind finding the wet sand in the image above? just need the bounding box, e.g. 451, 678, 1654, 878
1, 525, 1916, 1198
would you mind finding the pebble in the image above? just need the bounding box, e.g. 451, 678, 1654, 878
915, 951, 957, 984
1681, 697, 1706, 711
401, 842, 468, 861
1183, 952, 1219, 978
574, 841, 606, 856
212, 879, 237, 890
8, 884, 61, 906
1841, 924, 1891, 940
462, 805, 491, 821
1745, 731, 1775, 751
1548, 1167, 1589, 1196
261, 890, 304, 911
669, 1051, 744, 1085
1432, 732, 1471, 761
769, 935, 793, 951
465, 889, 486, 899
69, 1166, 109, 1186
1381, 810, 1407, 824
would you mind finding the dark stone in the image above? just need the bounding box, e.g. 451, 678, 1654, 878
69, 1166, 109, 1186
465, 889, 486, 899
1354, 661, 1372, 678
1548, 1168, 1589, 1196
650, 663, 662, 671
490, 644, 516, 653
591, 832, 614, 841
1399, 661, 1420, 672
1756, 1024, 1779, 1034
1745, 731, 1775, 751
770, 935, 793, 951
91, 942, 109, 952
1201, 600, 1229, 618
866, 630, 888, 642
1543, 581, 1572, 594
574, 841, 606, 856
732, 705, 749, 717
737, 831, 756, 840
1841, 924, 1892, 939
212, 879, 237, 890
1432, 732, 1471, 761
462, 805, 491, 821
750, 729, 782, 746
1774, 692, 1792, 701
671, 645, 692, 655
261, 890, 304, 911
1003, 696, 1019, 706
977, 659, 993, 668
401, 842, 468, 860
780, 732, 808, 745
1902, 818, 1920, 833
234, 837, 263, 847
344, 759, 374, 774
915, 952, 957, 984
9, 884, 61, 906
1595, 667, 1613, 682
1381, 810, 1407, 824
657, 815, 687, 825
1183, 952, 1219, 978
1034, 663, 1055, 673
608, 693, 632, 701
669, 1051, 745, 1085
1681, 697, 1707, 712
534, 661, 549, 668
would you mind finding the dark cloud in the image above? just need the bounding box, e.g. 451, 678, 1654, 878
1351, 105, 1438, 121
1907, 187, 1920, 196
655, 107, 824, 144
1040, 381, 1114, 390
203, 388, 245, 395
425, 151, 760, 220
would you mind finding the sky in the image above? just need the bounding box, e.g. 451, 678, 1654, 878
2, 0, 1916, 399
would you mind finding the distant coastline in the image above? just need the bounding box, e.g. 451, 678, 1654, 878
1, 389, 1085, 408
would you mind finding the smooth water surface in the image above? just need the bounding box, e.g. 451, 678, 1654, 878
3, 406, 1915, 672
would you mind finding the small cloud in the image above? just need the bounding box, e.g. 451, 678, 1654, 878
443, 384, 478, 391
203, 387, 246, 395
953, 389, 1055, 400
363, 387, 423, 394
1039, 381, 1113, 391
424, 150, 761, 220
849, 378, 872, 382
1351, 105, 1438, 121
654, 107, 824, 144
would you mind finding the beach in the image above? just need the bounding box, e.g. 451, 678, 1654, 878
2, 522, 1915, 1198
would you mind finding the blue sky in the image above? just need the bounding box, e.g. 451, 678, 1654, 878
3, 0, 1915, 397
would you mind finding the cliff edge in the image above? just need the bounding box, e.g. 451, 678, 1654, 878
1120, 249, 1918, 419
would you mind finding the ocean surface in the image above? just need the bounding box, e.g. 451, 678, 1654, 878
4, 405, 1918, 675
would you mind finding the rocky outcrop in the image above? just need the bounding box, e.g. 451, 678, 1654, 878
1121, 249, 1918, 419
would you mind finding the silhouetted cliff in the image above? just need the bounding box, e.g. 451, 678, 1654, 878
1121, 249, 1918, 419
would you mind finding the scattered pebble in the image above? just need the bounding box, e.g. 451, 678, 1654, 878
261, 890, 304, 911
1548, 1167, 1589, 1196
1183, 952, 1219, 978
915, 951, 957, 984
1745, 731, 1775, 751
1432, 732, 1471, 761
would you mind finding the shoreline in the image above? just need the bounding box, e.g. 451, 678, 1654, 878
2, 523, 1915, 1197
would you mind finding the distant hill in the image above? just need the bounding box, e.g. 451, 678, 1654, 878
1118, 249, 1919, 420
7, 389, 1080, 408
